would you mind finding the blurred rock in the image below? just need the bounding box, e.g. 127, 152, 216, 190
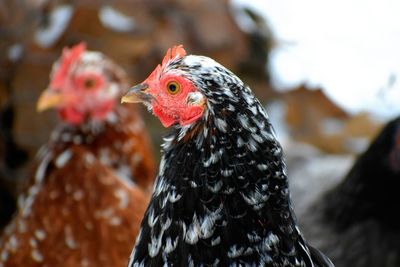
276, 85, 383, 154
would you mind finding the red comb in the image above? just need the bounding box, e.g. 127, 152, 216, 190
51, 42, 86, 89
161, 45, 187, 67
145, 45, 187, 82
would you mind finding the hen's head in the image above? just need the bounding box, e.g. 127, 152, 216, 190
37, 43, 126, 125
122, 45, 247, 128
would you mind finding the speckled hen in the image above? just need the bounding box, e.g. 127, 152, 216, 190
294, 116, 400, 267
0, 43, 156, 267
121, 45, 333, 266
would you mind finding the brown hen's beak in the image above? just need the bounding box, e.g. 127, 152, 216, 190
121, 84, 152, 104
36, 89, 63, 112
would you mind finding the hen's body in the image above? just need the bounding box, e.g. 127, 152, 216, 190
293, 117, 400, 267
0, 45, 155, 267
124, 47, 333, 267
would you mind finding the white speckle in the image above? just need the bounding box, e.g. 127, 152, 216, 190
81, 258, 90, 267
35, 5, 74, 48
99, 6, 136, 32
114, 189, 129, 209
228, 245, 244, 258
35, 151, 52, 183
22, 185, 40, 217
252, 133, 264, 144
238, 114, 250, 129
17, 220, 27, 233
211, 236, 221, 246
240, 188, 268, 210
148, 209, 159, 228
261, 232, 279, 251
247, 232, 262, 242
246, 138, 258, 152
109, 216, 122, 226
207, 180, 223, 193
131, 153, 142, 165
249, 105, 258, 115
185, 215, 200, 245
8, 43, 23, 62
31, 250, 44, 262
61, 133, 72, 142
257, 164, 268, 171
199, 207, 222, 239
1, 250, 9, 261
65, 226, 78, 249
106, 111, 118, 123
148, 230, 164, 258
114, 164, 135, 187
29, 238, 38, 248
203, 151, 221, 167
153, 176, 169, 196
99, 148, 111, 165
221, 169, 233, 177
163, 236, 179, 254
55, 149, 73, 168
73, 190, 84, 201
203, 126, 209, 138
7, 235, 18, 252
237, 136, 245, 148
34, 229, 46, 241
168, 191, 182, 203
95, 208, 114, 219
84, 153, 96, 166
214, 118, 228, 132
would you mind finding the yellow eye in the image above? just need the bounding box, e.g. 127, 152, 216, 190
167, 81, 181, 95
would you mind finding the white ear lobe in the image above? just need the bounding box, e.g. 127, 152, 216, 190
186, 92, 205, 106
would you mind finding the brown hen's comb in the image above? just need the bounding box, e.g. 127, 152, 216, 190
51, 42, 86, 89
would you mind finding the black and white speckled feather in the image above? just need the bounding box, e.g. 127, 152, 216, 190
128, 55, 333, 267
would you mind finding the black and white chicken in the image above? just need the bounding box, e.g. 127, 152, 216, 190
121, 45, 333, 266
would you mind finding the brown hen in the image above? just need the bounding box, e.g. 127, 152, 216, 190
0, 43, 155, 267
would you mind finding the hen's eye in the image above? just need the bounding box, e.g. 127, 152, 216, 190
167, 81, 181, 95
84, 78, 96, 89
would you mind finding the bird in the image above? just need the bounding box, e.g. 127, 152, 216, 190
292, 116, 400, 267
121, 45, 333, 266
0, 43, 156, 267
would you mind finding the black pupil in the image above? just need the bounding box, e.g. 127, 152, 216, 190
85, 79, 95, 88
169, 83, 177, 92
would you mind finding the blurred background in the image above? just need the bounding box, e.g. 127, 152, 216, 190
1, 0, 399, 233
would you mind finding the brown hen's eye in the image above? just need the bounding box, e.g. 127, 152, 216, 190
167, 81, 181, 95
84, 78, 96, 89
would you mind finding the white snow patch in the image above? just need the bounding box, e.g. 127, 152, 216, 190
231, 0, 400, 119
99, 6, 136, 32
34, 5, 74, 48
